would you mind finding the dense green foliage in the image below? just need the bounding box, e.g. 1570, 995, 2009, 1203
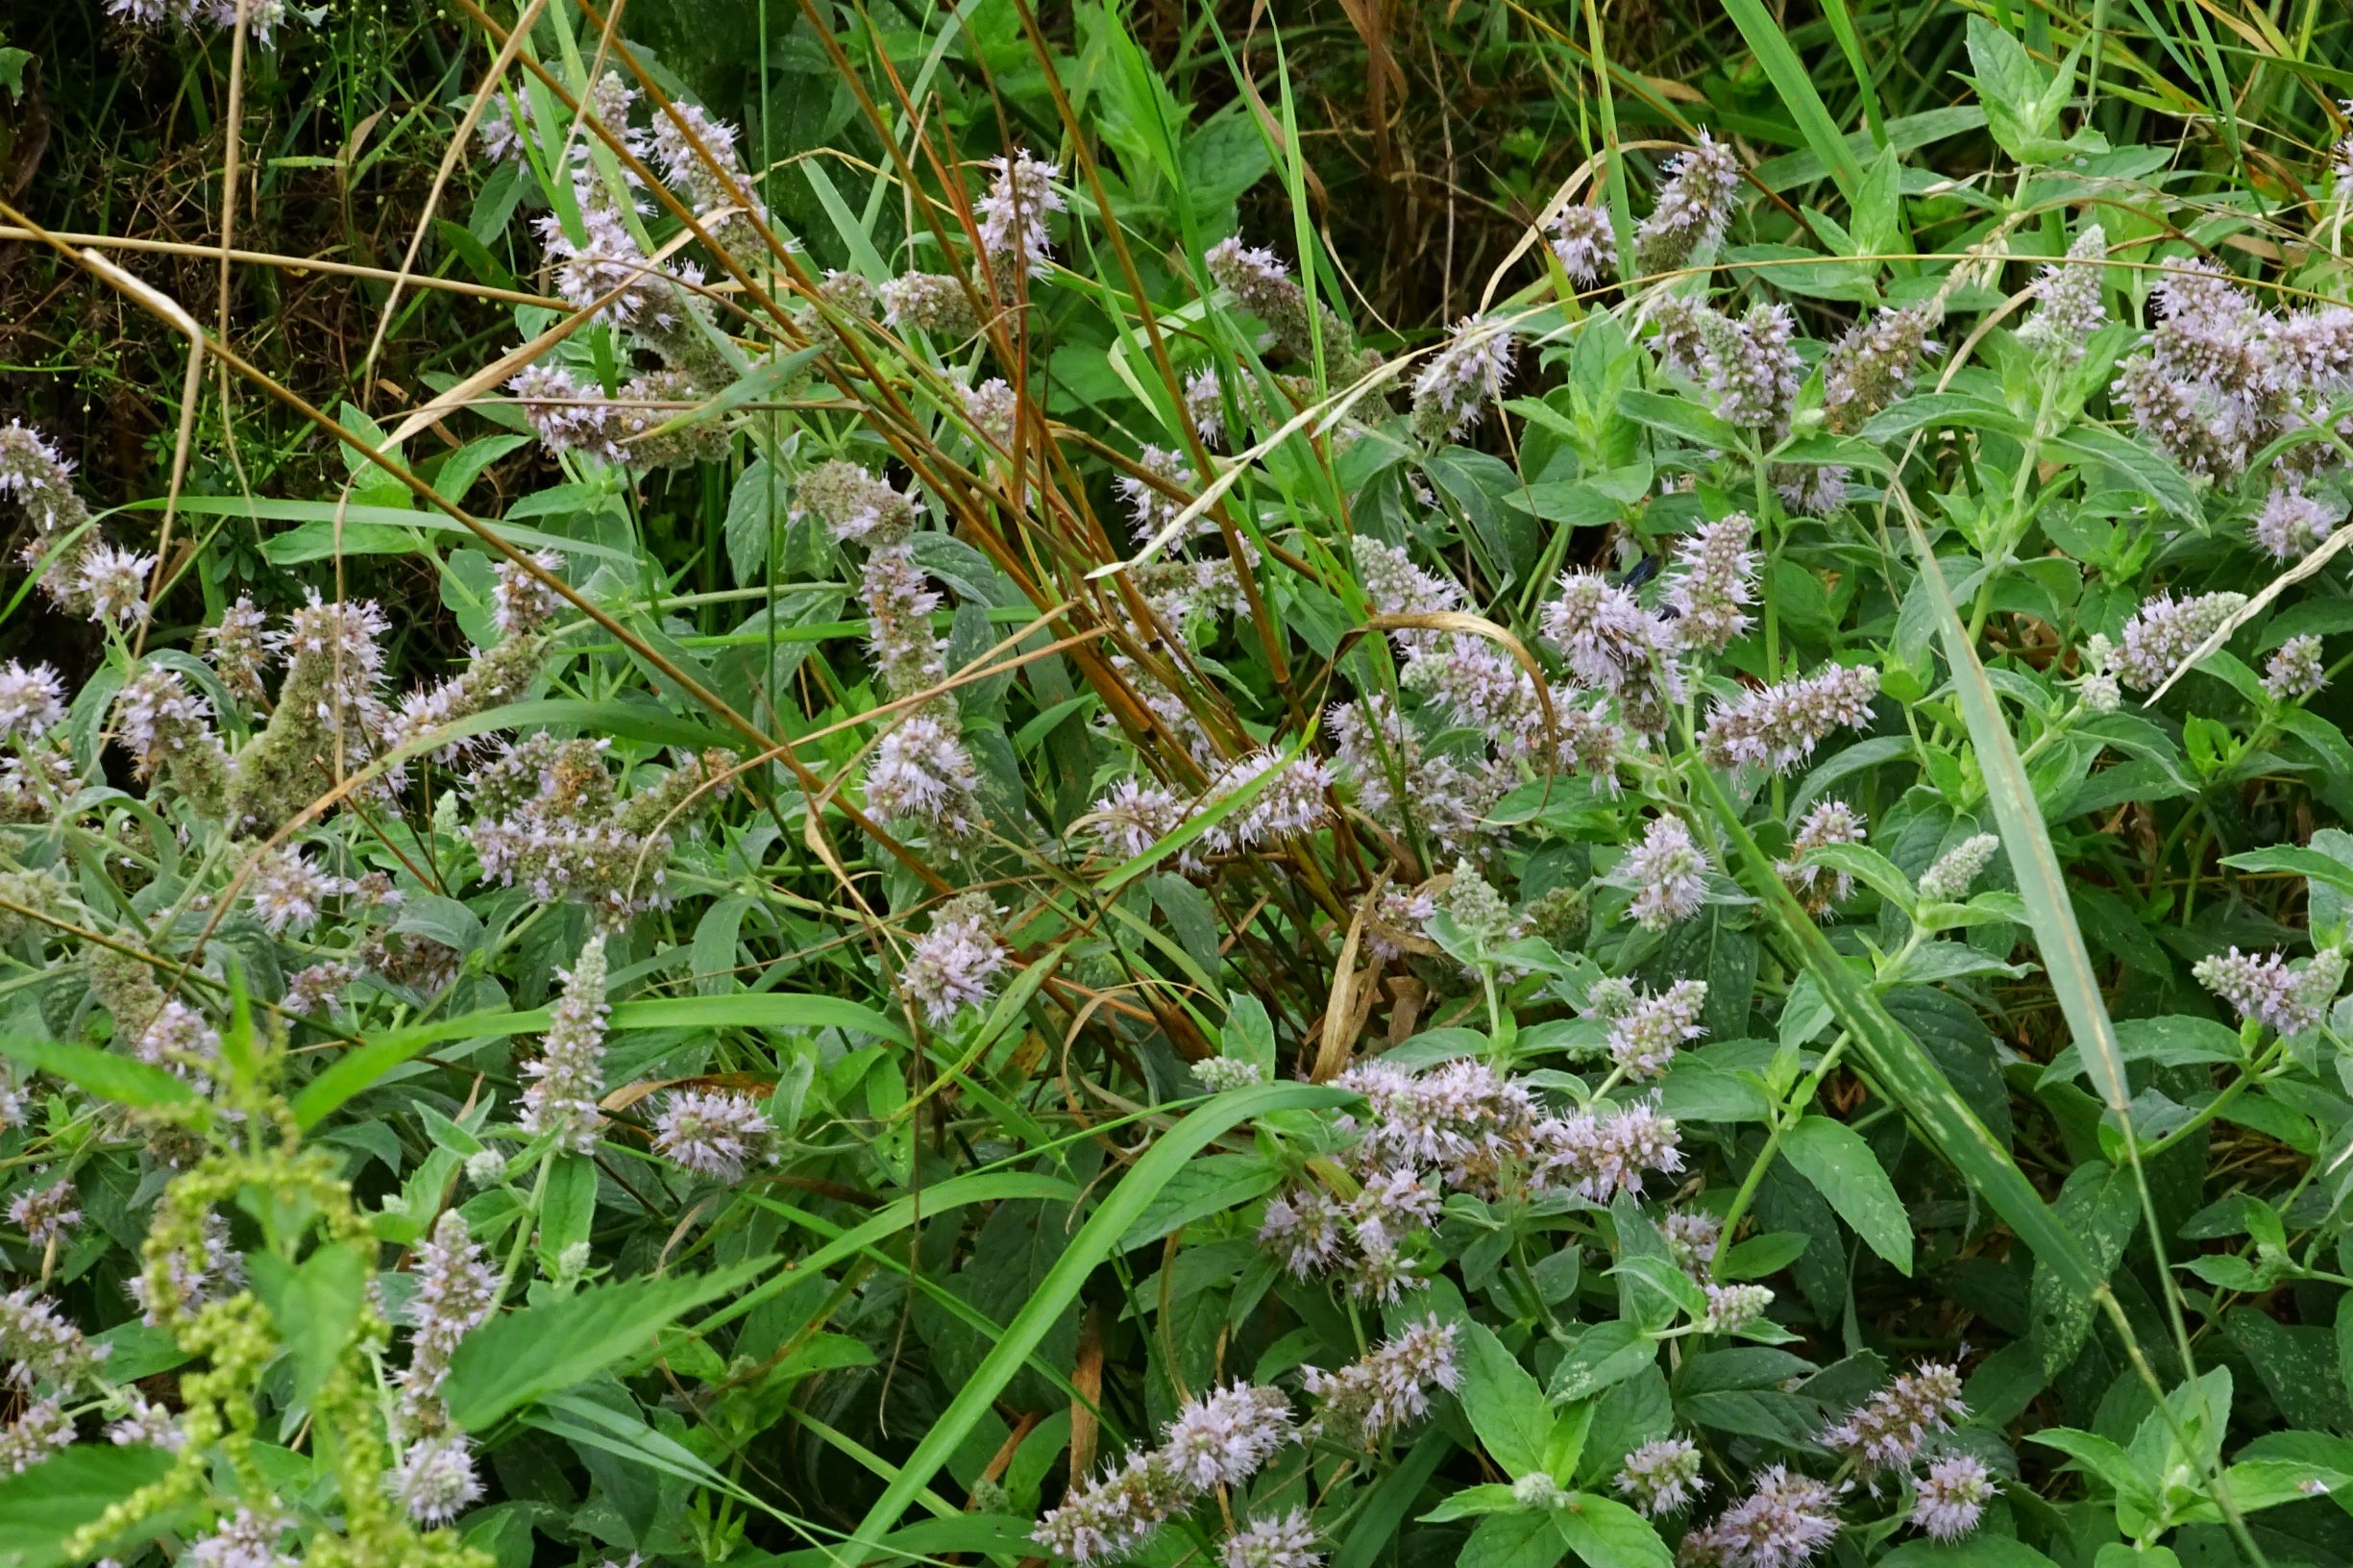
2, 4, 2353, 1568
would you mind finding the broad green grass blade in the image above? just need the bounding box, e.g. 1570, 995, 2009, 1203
1897, 513, 2129, 1115
842, 1081, 1353, 1551
1718, 0, 1867, 200
1688, 766, 2106, 1315
1896, 512, 2272, 1565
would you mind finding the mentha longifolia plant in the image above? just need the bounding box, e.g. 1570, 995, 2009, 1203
7, 13, 2353, 1568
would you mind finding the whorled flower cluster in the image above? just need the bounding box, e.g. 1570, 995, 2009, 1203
653, 1089, 780, 1182
1035, 1382, 1293, 1562
1700, 665, 1879, 775
2193, 944, 2346, 1037
518, 934, 610, 1152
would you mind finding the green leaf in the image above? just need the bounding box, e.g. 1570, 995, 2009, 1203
0, 1037, 199, 1112
1619, 390, 1740, 452
1115, 1153, 1280, 1252
2047, 428, 2197, 523
842, 1082, 1354, 1550
1778, 1115, 1913, 1274
1877, 1538, 2064, 1567
1418, 1483, 1525, 1523
723, 457, 780, 588
1458, 1320, 1554, 1477
444, 1257, 775, 1429
1549, 1320, 1658, 1402
0, 1444, 184, 1568
1555, 1494, 1674, 1568
247, 1243, 368, 1410
2219, 845, 2353, 899
1458, 1511, 1557, 1568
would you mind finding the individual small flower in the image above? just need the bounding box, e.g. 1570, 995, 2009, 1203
1540, 571, 1673, 694
878, 271, 981, 337
1409, 317, 1515, 441
1706, 303, 1802, 430
1034, 1450, 1189, 1563
1664, 1208, 1724, 1272
2266, 635, 2328, 700
1346, 1243, 1420, 1304
1086, 775, 1190, 860
1300, 1316, 1461, 1447
1184, 368, 1227, 448
1684, 1464, 1843, 1568
960, 378, 1018, 449
0, 1398, 73, 1474
2194, 944, 2344, 1036
0, 663, 65, 740
1193, 1058, 1263, 1092
519, 934, 609, 1153
2077, 632, 2122, 714
903, 893, 1008, 1025
107, 1391, 184, 1450
1550, 206, 1618, 286
284, 960, 356, 1016
653, 1089, 778, 1182
7, 1177, 79, 1246
493, 549, 566, 636
1198, 748, 1335, 854
865, 706, 986, 838
77, 542, 154, 625
1260, 1187, 1344, 1278
2021, 225, 2108, 357
245, 847, 335, 936
1115, 444, 1199, 544
1666, 515, 1758, 652
1778, 799, 1867, 914
1775, 462, 1850, 518
1622, 815, 1710, 930
1222, 1509, 1323, 1568
1703, 1283, 1773, 1333
1819, 1360, 1967, 1475
1616, 1435, 1706, 1516
975, 149, 1065, 280
199, 598, 271, 703
184, 1508, 296, 1568
1533, 1097, 1685, 1201
1917, 834, 2000, 903
1204, 236, 1374, 379
0, 1286, 106, 1386
1511, 1472, 1572, 1509
1701, 664, 1879, 775
2255, 488, 2339, 561
1823, 306, 1940, 434
391, 1433, 484, 1525
1596, 979, 1709, 1079
1348, 1166, 1440, 1252
1912, 1453, 1993, 1540
797, 458, 918, 545
1161, 1383, 1292, 1490
1634, 132, 1741, 277
1436, 859, 1517, 950
135, 1000, 221, 1088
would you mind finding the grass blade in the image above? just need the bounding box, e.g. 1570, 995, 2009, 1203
842, 1080, 1352, 1551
